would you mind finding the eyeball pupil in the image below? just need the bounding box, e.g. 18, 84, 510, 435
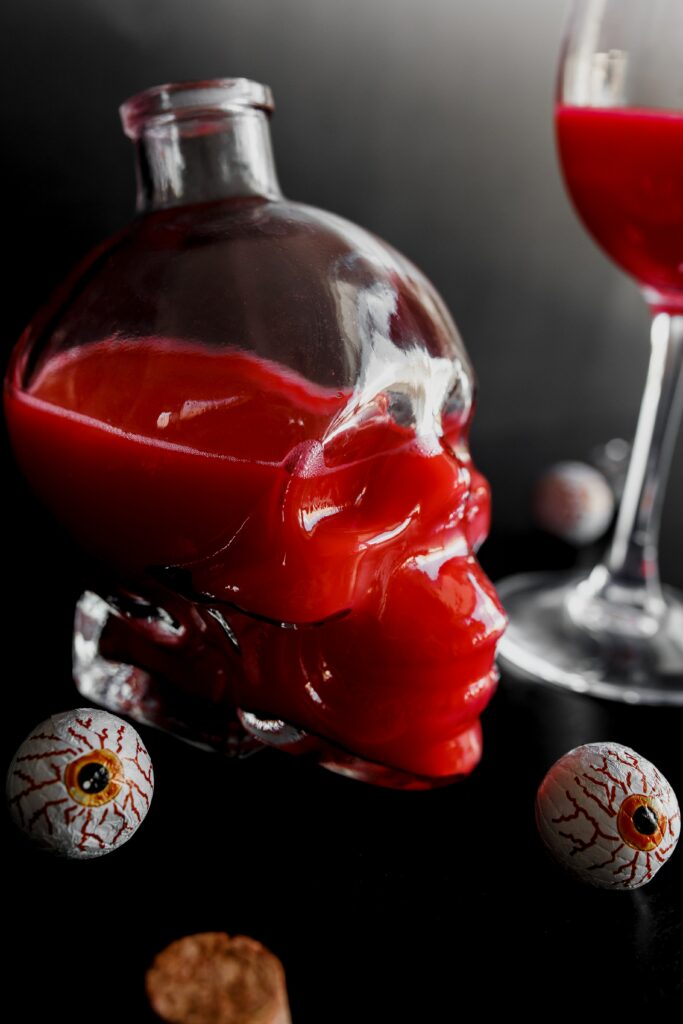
633, 805, 659, 835
77, 763, 110, 794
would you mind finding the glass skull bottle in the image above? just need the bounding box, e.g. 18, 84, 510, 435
5, 79, 506, 788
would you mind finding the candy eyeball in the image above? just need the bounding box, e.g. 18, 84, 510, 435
536, 742, 679, 889
534, 461, 614, 545
6, 708, 154, 859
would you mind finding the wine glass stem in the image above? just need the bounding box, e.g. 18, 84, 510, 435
569, 312, 683, 637
606, 313, 683, 588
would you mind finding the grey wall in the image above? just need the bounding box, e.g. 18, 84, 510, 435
3, 0, 681, 580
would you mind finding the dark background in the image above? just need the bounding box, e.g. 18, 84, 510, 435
2, 0, 682, 1018
3, 0, 682, 549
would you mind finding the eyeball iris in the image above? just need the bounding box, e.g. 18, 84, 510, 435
617, 793, 667, 852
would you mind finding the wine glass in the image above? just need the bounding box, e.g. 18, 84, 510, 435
497, 0, 683, 703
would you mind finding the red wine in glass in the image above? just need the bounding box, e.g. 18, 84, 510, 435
556, 105, 683, 312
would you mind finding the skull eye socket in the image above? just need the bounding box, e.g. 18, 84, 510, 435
617, 793, 667, 851
385, 390, 416, 429
442, 380, 471, 426
441, 382, 472, 458
64, 749, 124, 807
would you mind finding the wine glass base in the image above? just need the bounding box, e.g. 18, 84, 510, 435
496, 570, 683, 705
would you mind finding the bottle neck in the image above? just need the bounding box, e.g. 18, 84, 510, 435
134, 108, 282, 212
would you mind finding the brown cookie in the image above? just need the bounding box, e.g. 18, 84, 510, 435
146, 932, 291, 1024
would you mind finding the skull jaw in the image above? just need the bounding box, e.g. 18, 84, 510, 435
238, 708, 487, 790
316, 717, 485, 789
234, 663, 499, 783
73, 588, 498, 788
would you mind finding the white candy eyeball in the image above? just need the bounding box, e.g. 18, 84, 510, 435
534, 461, 614, 545
536, 742, 679, 889
6, 708, 154, 859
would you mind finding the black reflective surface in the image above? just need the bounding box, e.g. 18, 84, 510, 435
2, 2, 682, 1012
3, 490, 681, 1017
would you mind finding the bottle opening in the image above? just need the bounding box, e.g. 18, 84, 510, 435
120, 78, 275, 139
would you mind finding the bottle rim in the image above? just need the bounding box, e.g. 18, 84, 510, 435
120, 78, 275, 139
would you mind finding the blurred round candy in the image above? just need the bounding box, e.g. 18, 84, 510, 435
6, 708, 153, 859
534, 460, 615, 545
536, 742, 679, 889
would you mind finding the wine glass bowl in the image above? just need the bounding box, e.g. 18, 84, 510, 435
497, 0, 683, 704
